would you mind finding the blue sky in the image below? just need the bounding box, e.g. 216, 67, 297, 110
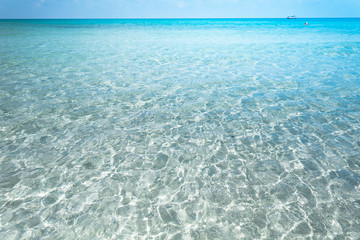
0, 0, 359, 18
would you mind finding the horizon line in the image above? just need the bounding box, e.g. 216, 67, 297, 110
1, 17, 360, 20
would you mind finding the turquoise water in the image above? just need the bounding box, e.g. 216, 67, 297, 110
0, 18, 360, 239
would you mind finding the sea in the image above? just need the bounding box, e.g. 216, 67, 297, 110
0, 18, 360, 239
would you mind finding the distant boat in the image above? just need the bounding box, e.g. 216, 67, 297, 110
287, 16, 296, 19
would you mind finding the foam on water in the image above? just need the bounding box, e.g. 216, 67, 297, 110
1, 19, 360, 239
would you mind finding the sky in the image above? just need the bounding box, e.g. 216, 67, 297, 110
0, 0, 359, 19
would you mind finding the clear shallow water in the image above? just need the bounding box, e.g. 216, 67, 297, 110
0, 18, 360, 239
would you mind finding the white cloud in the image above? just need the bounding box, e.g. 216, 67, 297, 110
177, 1, 186, 8
36, 0, 45, 7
